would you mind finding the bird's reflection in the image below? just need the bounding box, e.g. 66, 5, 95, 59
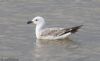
33, 38, 79, 61
35, 38, 78, 48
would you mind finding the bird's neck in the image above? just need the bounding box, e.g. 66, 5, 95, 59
36, 22, 45, 38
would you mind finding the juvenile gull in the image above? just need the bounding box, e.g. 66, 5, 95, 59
27, 16, 83, 40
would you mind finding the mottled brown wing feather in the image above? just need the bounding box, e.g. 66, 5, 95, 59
40, 28, 66, 36
40, 25, 83, 37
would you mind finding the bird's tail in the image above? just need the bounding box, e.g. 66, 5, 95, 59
70, 25, 83, 33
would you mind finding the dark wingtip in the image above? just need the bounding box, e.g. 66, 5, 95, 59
58, 25, 83, 36
27, 21, 32, 24
70, 25, 83, 33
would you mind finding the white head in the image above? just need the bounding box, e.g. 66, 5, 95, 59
27, 16, 46, 38
27, 16, 45, 25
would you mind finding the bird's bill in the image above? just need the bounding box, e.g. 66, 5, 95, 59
27, 21, 33, 24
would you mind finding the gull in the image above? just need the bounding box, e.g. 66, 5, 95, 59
27, 16, 83, 40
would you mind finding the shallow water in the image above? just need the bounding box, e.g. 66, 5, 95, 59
0, 0, 100, 61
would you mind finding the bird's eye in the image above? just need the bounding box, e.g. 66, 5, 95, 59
35, 19, 38, 21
